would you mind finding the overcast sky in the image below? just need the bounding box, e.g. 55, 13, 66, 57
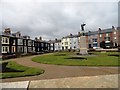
1, 0, 119, 40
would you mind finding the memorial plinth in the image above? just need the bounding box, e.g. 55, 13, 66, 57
80, 36, 88, 55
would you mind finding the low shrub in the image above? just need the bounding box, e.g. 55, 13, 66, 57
88, 48, 96, 52
108, 54, 119, 57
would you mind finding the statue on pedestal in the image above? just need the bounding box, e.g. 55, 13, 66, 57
81, 23, 86, 36
79, 23, 88, 55
81, 23, 86, 31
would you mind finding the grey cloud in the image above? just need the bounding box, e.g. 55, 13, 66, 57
2, 1, 118, 40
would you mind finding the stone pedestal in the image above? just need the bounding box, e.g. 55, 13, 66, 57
80, 36, 88, 55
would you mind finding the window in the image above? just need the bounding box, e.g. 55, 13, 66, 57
28, 40, 32, 46
106, 33, 109, 37
18, 39, 23, 45
114, 37, 116, 39
5, 47, 8, 52
12, 47, 14, 52
65, 42, 68, 45
2, 47, 4, 52
93, 43, 98, 47
100, 34, 102, 37
2, 38, 4, 43
92, 38, 97, 42
41, 43, 44, 47
13, 40, 15, 45
24, 40, 26, 46
114, 32, 116, 34
5, 38, 8, 43
105, 37, 110, 41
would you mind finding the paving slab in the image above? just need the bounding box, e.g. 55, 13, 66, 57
29, 74, 119, 88
1, 81, 29, 90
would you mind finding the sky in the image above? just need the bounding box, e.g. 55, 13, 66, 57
1, 0, 119, 40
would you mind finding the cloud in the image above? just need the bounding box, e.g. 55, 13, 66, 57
1, 0, 118, 40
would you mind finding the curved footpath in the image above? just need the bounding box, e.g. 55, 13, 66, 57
1, 53, 119, 82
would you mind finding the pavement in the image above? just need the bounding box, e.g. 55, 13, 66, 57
1, 74, 119, 89
1, 81, 29, 90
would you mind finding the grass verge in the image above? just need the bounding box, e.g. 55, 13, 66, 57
0, 61, 44, 79
32, 52, 119, 66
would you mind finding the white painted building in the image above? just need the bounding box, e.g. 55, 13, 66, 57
61, 34, 80, 51
54, 39, 62, 51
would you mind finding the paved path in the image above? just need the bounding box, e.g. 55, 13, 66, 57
1, 74, 119, 89
1, 53, 119, 82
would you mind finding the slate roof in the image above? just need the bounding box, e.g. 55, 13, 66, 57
62, 34, 80, 38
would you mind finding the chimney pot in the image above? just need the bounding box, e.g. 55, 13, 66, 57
112, 26, 115, 29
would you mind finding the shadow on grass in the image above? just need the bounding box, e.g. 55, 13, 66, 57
2, 67, 23, 73
54, 54, 66, 56
108, 54, 119, 57
65, 57, 87, 60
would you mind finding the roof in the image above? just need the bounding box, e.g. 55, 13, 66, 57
86, 28, 114, 36
62, 34, 80, 39
1, 32, 15, 37
55, 39, 61, 43
100, 28, 113, 33
47, 40, 55, 43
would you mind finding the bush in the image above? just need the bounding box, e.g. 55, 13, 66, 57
108, 54, 119, 57
88, 48, 96, 52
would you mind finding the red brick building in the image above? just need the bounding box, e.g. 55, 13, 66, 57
86, 26, 120, 49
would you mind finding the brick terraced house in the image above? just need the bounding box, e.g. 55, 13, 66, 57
86, 26, 120, 49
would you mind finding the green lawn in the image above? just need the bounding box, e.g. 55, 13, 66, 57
32, 52, 119, 66
0, 61, 44, 79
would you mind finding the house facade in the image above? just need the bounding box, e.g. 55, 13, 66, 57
1, 28, 13, 55
1, 28, 51, 56
54, 39, 62, 51
61, 33, 80, 51
48, 40, 55, 52
34, 37, 50, 53
87, 26, 119, 49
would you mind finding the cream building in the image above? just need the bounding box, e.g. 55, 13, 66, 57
61, 33, 80, 51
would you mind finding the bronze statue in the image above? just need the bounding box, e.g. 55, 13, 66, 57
81, 23, 86, 31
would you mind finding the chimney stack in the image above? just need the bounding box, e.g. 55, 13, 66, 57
55, 38, 57, 41
4, 28, 11, 34
70, 33, 72, 36
78, 32, 80, 35
16, 32, 21, 37
28, 36, 30, 39
35, 37, 38, 41
39, 36, 42, 41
